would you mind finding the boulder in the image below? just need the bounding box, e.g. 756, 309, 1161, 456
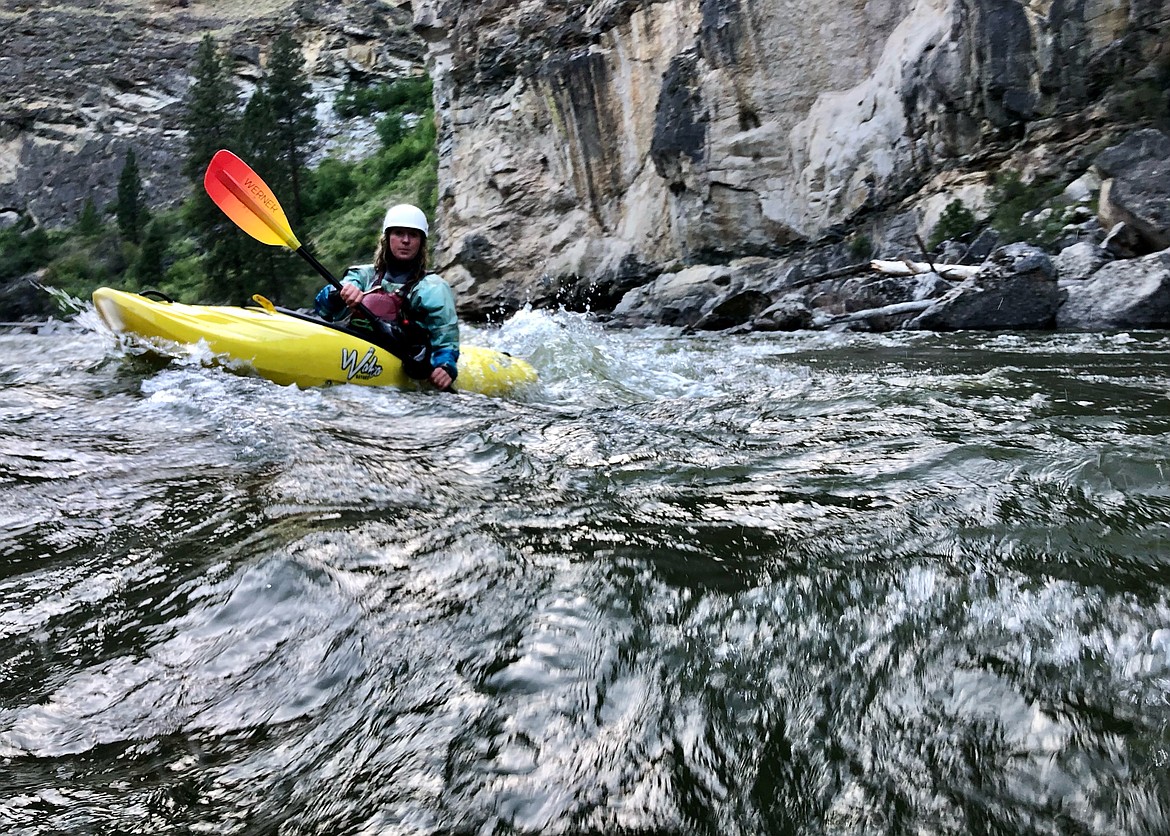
752, 298, 814, 332
1101, 221, 1146, 258
1054, 241, 1109, 284
0, 273, 57, 321
965, 228, 1000, 264
906, 244, 1059, 331
1093, 129, 1170, 254
1057, 250, 1170, 331
692, 289, 774, 331
1061, 170, 1101, 204
611, 265, 729, 327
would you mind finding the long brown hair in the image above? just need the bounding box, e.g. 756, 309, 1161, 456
373, 230, 427, 285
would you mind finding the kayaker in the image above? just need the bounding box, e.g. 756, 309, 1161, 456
314, 204, 460, 390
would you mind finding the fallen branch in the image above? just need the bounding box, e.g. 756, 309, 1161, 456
914, 234, 939, 275
816, 299, 935, 326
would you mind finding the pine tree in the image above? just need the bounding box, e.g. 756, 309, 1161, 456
264, 30, 317, 221
131, 218, 167, 287
238, 88, 281, 187
195, 198, 252, 303
233, 89, 283, 299
116, 148, 148, 243
76, 198, 102, 237
183, 34, 239, 181
197, 29, 319, 305
181, 35, 249, 303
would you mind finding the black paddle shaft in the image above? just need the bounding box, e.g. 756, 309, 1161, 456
294, 245, 385, 327
293, 245, 429, 375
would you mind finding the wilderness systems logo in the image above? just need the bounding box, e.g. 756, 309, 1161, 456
341, 347, 383, 380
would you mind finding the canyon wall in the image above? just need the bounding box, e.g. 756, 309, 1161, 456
412, 0, 1169, 316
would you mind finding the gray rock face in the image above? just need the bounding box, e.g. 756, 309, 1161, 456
0, 1, 191, 225
1094, 128, 1170, 254
1057, 250, 1170, 331
412, 0, 1170, 314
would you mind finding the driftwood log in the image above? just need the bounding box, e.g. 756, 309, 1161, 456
869, 259, 981, 280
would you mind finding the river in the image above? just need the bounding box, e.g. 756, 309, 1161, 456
2, 303, 1170, 834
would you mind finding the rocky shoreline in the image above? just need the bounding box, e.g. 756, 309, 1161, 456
604, 129, 1170, 335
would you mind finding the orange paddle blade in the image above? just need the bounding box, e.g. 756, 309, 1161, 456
203, 149, 301, 250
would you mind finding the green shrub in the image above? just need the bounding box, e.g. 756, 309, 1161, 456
43, 216, 127, 299
929, 199, 977, 249
335, 77, 433, 118
369, 117, 436, 181
45, 253, 113, 298
376, 113, 406, 148
304, 157, 357, 217
847, 234, 872, 260
0, 223, 56, 280
308, 202, 385, 273
988, 171, 1063, 248
160, 253, 207, 303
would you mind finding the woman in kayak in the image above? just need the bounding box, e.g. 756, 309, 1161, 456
314, 204, 460, 391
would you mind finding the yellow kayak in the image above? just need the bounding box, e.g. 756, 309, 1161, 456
92, 287, 537, 397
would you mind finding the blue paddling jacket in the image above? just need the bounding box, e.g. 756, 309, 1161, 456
314, 265, 461, 380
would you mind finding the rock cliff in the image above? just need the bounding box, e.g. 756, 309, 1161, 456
413, 0, 1169, 317
0, 0, 421, 228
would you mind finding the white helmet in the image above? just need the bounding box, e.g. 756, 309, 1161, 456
382, 203, 428, 237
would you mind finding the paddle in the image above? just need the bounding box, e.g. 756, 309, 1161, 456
202, 149, 409, 357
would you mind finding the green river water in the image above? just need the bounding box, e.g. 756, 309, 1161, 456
1, 304, 1169, 834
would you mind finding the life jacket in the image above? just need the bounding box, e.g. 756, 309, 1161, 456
353, 283, 433, 380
